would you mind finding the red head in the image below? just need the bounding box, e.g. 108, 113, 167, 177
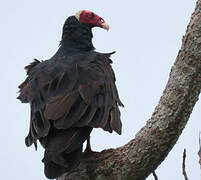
75, 10, 109, 30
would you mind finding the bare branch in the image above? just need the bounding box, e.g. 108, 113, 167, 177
198, 132, 201, 168
182, 149, 189, 180
152, 171, 159, 180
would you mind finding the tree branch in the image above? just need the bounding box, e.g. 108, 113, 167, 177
58, 1, 201, 179
152, 171, 159, 180
182, 149, 189, 180
198, 132, 201, 168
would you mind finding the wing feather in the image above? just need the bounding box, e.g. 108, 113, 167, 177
18, 52, 123, 148
54, 95, 88, 129
99, 107, 110, 128
73, 106, 97, 127
110, 106, 122, 135
44, 91, 79, 120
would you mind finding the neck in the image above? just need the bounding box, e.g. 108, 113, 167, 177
60, 16, 95, 51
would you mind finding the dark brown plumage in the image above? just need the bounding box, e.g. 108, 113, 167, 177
18, 10, 123, 179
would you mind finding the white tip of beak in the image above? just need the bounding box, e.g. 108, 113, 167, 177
75, 10, 82, 20
102, 22, 110, 31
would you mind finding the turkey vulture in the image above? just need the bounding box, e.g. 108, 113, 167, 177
18, 10, 123, 179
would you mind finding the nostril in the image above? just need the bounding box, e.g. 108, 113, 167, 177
100, 18, 104, 23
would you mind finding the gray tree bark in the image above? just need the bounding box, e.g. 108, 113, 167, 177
58, 1, 201, 179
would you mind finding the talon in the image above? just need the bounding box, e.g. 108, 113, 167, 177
84, 136, 93, 154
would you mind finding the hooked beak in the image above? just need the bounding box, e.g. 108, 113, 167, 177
101, 22, 110, 31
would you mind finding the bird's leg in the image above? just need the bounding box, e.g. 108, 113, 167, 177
84, 136, 93, 154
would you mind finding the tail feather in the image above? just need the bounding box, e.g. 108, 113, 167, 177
42, 126, 92, 179
43, 146, 82, 179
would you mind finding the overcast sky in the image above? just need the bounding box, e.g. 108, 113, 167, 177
0, 0, 200, 179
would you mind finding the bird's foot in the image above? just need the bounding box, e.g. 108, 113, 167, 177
84, 146, 93, 154
83, 136, 95, 156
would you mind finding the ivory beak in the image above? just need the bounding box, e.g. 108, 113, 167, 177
102, 22, 110, 31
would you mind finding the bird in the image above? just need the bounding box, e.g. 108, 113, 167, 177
17, 10, 123, 179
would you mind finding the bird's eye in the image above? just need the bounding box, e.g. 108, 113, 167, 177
91, 13, 95, 18
85, 14, 89, 17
